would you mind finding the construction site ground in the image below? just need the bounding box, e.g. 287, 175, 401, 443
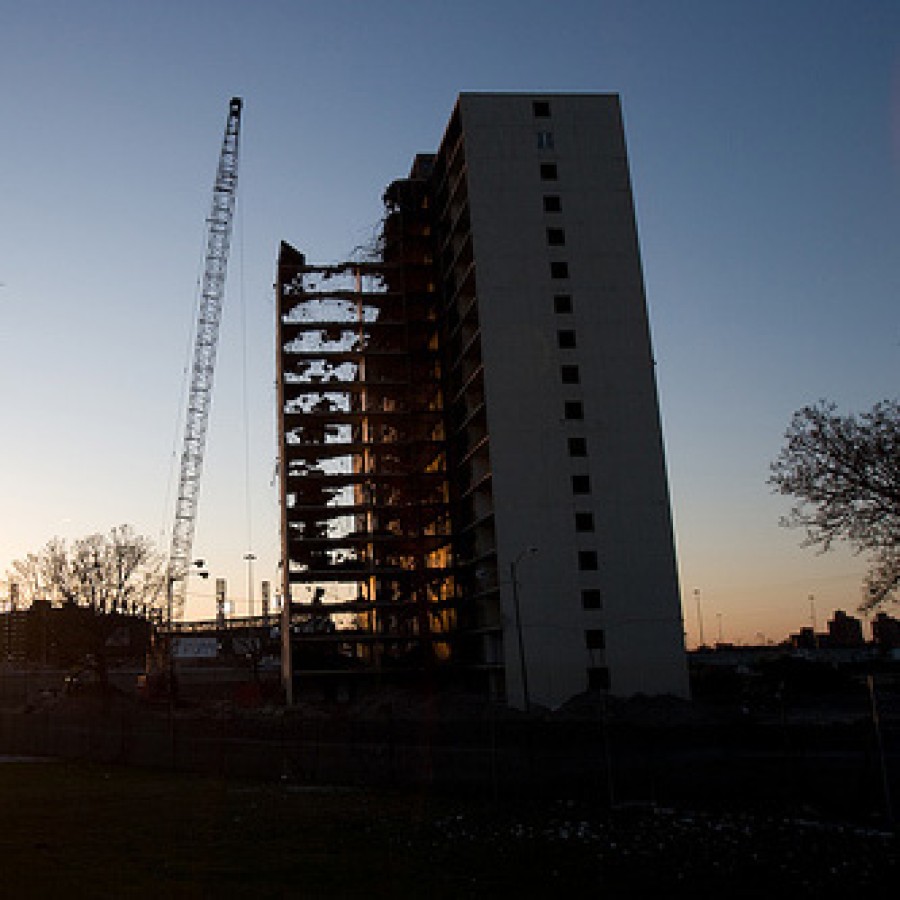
0, 759, 896, 898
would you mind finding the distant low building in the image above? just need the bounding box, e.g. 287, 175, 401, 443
827, 609, 865, 649
790, 627, 824, 651
0, 601, 151, 669
872, 612, 900, 650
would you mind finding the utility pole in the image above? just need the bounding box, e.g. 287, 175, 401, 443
694, 588, 705, 648
809, 594, 819, 648
244, 553, 257, 618
867, 675, 895, 829
510, 547, 538, 712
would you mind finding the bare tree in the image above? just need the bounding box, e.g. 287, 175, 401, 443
769, 399, 900, 609
5, 526, 163, 687
41, 537, 81, 605
23, 526, 163, 614
9, 552, 46, 606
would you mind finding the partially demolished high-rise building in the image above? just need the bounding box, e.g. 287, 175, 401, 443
277, 94, 688, 708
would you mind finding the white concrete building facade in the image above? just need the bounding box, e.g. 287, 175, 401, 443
431, 94, 688, 707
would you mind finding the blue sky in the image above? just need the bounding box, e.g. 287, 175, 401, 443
1, 1, 898, 642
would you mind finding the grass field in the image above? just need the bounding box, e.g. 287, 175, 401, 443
0, 761, 896, 898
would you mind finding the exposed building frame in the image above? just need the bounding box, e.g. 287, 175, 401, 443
277, 174, 458, 698
279, 94, 689, 708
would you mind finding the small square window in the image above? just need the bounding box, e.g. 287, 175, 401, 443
543, 195, 562, 213
578, 550, 599, 570
572, 474, 591, 495
536, 130, 555, 150
564, 401, 584, 420
561, 364, 580, 384
540, 163, 558, 181
587, 666, 610, 690
533, 100, 551, 117
550, 261, 569, 279
568, 437, 588, 457
585, 628, 605, 650
575, 512, 594, 532
547, 227, 566, 246
553, 294, 573, 313
557, 329, 576, 349
582, 589, 603, 610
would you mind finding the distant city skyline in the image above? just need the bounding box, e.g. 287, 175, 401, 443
1, 2, 898, 646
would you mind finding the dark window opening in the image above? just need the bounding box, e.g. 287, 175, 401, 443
564, 401, 584, 420
537, 131, 555, 150
585, 628, 606, 650
561, 364, 580, 384
575, 512, 594, 532
547, 227, 566, 246
568, 437, 588, 457
557, 329, 576, 349
578, 550, 599, 570
550, 261, 569, 279
533, 100, 551, 117
572, 474, 591, 495
540, 163, 558, 181
543, 195, 562, 213
582, 589, 603, 610
553, 294, 573, 313
587, 666, 610, 690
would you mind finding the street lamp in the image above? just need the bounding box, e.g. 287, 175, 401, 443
510, 546, 538, 713
244, 553, 257, 618
693, 588, 705, 648
161, 559, 207, 703
165, 558, 208, 625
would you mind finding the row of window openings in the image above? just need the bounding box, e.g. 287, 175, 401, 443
533, 98, 554, 157
548, 214, 595, 574
560, 321, 590, 524
538, 135, 601, 616
546, 174, 576, 596
573, 280, 601, 598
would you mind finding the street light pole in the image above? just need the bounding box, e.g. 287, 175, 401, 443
244, 553, 257, 618
510, 547, 538, 713
694, 588, 705, 648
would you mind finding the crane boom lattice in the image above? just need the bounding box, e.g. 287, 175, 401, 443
168, 97, 242, 621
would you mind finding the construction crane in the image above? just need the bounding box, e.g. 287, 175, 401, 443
166, 97, 243, 622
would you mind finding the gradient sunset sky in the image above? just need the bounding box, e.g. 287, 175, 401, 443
1, 1, 898, 644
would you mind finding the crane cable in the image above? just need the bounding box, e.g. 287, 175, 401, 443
239, 167, 255, 614
159, 227, 211, 552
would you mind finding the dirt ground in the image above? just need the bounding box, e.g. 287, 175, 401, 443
0, 760, 896, 898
